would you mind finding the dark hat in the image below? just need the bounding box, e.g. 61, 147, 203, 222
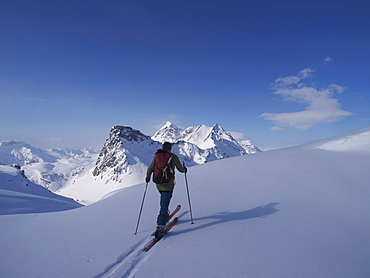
162, 142, 172, 150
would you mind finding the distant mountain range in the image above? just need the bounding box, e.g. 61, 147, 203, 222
93, 122, 260, 179
0, 122, 261, 204
152, 121, 260, 154
0, 140, 98, 190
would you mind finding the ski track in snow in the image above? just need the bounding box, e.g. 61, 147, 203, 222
94, 236, 152, 278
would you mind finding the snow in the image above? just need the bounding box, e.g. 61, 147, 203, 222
0, 165, 82, 214
1, 126, 370, 277
184, 124, 215, 148
0, 141, 99, 192
60, 123, 257, 205
0, 123, 258, 206
315, 126, 370, 152
0, 189, 82, 215
152, 122, 258, 154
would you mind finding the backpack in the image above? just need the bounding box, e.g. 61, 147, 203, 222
153, 150, 174, 184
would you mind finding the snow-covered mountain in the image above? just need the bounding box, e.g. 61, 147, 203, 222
92, 125, 160, 180
0, 164, 82, 214
0, 140, 98, 194
0, 123, 260, 204
1, 125, 369, 277
66, 122, 260, 203
0, 140, 57, 165
152, 121, 261, 155
54, 126, 161, 204
239, 139, 262, 154
151, 121, 183, 143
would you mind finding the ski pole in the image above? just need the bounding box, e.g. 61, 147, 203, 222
183, 162, 194, 224
134, 182, 149, 235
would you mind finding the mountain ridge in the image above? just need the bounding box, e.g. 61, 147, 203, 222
92, 122, 260, 185
73, 122, 260, 203
0, 122, 261, 204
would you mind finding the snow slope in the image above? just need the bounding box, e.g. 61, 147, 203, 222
0, 165, 82, 214
0, 126, 369, 277
314, 125, 370, 152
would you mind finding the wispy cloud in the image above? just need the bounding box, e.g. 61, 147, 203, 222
322, 57, 333, 65
260, 68, 352, 130
150, 120, 168, 130
229, 131, 245, 140
270, 126, 284, 131
273, 68, 314, 89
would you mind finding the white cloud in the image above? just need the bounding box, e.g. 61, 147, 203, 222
297, 68, 314, 79
229, 131, 245, 140
260, 68, 352, 130
323, 57, 333, 65
328, 84, 345, 94
273, 68, 314, 88
270, 126, 284, 131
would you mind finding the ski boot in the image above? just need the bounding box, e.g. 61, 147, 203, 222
154, 225, 166, 241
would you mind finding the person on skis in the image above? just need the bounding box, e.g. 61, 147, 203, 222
146, 142, 187, 240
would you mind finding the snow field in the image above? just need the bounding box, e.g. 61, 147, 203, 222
1, 126, 370, 277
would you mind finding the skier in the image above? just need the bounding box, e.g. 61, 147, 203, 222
146, 142, 187, 240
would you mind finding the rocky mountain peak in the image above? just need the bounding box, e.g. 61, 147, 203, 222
209, 123, 232, 140
92, 125, 156, 178
111, 125, 151, 143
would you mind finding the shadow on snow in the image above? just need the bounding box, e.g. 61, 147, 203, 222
171, 202, 280, 235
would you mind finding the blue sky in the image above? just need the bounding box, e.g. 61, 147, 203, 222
1, 0, 369, 149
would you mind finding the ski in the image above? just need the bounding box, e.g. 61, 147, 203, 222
143, 217, 178, 252
151, 205, 181, 236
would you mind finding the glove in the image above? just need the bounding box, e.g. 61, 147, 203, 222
145, 177, 150, 183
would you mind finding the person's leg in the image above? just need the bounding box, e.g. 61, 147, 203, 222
157, 190, 173, 225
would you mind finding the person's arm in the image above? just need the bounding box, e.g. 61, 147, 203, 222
172, 155, 187, 173
146, 157, 155, 182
